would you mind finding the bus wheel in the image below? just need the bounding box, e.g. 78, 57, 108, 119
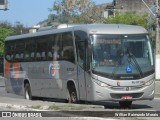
24, 83, 32, 100
119, 101, 132, 108
68, 86, 78, 103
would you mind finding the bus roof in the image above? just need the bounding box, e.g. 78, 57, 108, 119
84, 24, 148, 35
5, 24, 148, 41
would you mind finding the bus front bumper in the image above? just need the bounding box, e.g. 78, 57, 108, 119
89, 80, 155, 102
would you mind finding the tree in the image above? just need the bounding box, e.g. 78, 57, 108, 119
13, 21, 28, 35
47, 14, 56, 26
0, 21, 28, 55
49, 0, 102, 24
0, 27, 13, 55
50, 0, 94, 16
103, 12, 148, 28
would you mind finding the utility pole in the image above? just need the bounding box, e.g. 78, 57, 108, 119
155, 0, 160, 79
142, 0, 160, 79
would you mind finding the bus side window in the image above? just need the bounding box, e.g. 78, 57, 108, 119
74, 30, 88, 69
5, 41, 15, 62
30, 52, 35, 61
77, 43, 85, 68
14, 40, 25, 62
41, 52, 46, 60
48, 51, 53, 60
25, 53, 30, 61
10, 55, 14, 61
36, 36, 48, 61
54, 34, 61, 60
6, 55, 11, 61
20, 53, 24, 61
61, 32, 75, 63
36, 52, 41, 61
47, 35, 55, 61
15, 54, 20, 61
47, 34, 60, 61
25, 38, 36, 62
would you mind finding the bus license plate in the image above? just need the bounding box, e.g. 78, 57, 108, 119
121, 96, 133, 100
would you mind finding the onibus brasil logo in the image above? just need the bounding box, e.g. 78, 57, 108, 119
49, 63, 60, 78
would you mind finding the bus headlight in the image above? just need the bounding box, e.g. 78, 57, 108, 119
93, 79, 111, 87
144, 79, 154, 86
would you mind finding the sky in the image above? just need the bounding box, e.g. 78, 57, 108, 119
0, 0, 113, 27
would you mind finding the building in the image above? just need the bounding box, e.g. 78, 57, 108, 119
29, 25, 40, 33
105, 0, 155, 18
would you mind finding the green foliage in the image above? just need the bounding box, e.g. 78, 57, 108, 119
103, 12, 148, 28
48, 0, 99, 24
0, 27, 13, 55
50, 0, 94, 16
46, 14, 56, 26
0, 21, 28, 55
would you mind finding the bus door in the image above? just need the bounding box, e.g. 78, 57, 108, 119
77, 41, 87, 100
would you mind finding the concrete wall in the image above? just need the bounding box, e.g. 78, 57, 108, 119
116, 0, 155, 15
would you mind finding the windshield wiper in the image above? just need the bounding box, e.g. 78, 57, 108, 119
112, 52, 123, 79
112, 47, 144, 79
126, 47, 144, 78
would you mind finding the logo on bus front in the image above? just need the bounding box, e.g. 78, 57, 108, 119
126, 65, 132, 73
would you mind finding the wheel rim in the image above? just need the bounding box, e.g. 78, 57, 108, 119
71, 92, 77, 103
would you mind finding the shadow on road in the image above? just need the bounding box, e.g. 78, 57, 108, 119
93, 101, 152, 109
33, 97, 153, 110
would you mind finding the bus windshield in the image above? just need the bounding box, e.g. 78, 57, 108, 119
91, 34, 154, 79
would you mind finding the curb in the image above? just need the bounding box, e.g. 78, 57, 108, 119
0, 103, 121, 120
0, 103, 40, 111
0, 100, 105, 111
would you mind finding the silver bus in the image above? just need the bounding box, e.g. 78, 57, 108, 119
4, 24, 155, 108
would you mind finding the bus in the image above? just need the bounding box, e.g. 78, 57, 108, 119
4, 24, 155, 108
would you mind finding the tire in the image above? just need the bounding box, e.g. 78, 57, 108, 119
24, 83, 33, 100
119, 101, 132, 108
68, 85, 78, 103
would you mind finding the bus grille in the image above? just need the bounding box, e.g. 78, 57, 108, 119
110, 93, 143, 99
